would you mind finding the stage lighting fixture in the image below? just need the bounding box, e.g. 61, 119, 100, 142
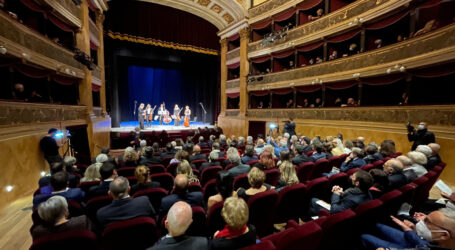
269, 123, 277, 129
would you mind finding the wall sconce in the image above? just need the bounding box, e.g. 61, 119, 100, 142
5, 185, 13, 192
0, 46, 7, 55
289, 82, 295, 86
399, 66, 406, 72
353, 73, 360, 78
21, 52, 30, 60
386, 64, 405, 74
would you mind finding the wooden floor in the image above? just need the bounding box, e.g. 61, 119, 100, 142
0, 181, 451, 250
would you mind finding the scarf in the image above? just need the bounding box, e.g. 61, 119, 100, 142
214, 225, 247, 239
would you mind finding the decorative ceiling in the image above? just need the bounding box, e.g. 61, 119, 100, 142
137, 0, 247, 31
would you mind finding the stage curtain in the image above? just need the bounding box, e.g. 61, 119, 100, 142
325, 80, 357, 90
251, 55, 271, 64
227, 92, 240, 98
251, 90, 270, 96
90, 41, 99, 50
228, 33, 240, 42
274, 8, 296, 22
14, 64, 48, 79
53, 75, 77, 85
366, 11, 410, 30
251, 19, 273, 30
271, 88, 293, 95
362, 74, 405, 85
297, 0, 324, 11
327, 29, 361, 43
297, 41, 324, 52
409, 62, 455, 78
330, 0, 348, 12
227, 62, 240, 69
296, 85, 322, 93
92, 83, 101, 92
272, 49, 295, 59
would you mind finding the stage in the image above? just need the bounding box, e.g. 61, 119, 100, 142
111, 120, 214, 133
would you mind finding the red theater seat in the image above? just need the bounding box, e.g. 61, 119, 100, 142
316, 209, 357, 250
239, 240, 276, 250
117, 167, 137, 177
233, 173, 250, 190
132, 187, 168, 212
150, 173, 174, 191
102, 216, 158, 250
296, 162, 315, 182
30, 229, 98, 250
248, 190, 278, 237
203, 179, 218, 203
310, 159, 331, 179
200, 166, 222, 186
191, 159, 207, 170
274, 183, 306, 224
207, 201, 225, 236
86, 195, 113, 223
148, 164, 165, 174
277, 221, 323, 250
264, 168, 281, 186
186, 206, 207, 237
166, 162, 179, 176
328, 172, 350, 189
77, 181, 100, 194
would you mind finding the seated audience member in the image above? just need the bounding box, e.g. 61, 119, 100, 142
300, 137, 313, 153
170, 150, 190, 165
254, 139, 266, 155
197, 136, 209, 148
253, 150, 276, 171
427, 143, 442, 170
379, 140, 396, 158
39, 161, 78, 189
208, 171, 235, 211
246, 136, 254, 145
292, 144, 312, 166
368, 169, 389, 199
123, 150, 139, 167
361, 208, 455, 249
211, 142, 226, 158
139, 140, 148, 155
310, 170, 372, 215
269, 138, 289, 158
189, 145, 206, 162
340, 147, 366, 172
31, 196, 94, 240
341, 98, 357, 107
95, 153, 108, 164
241, 145, 258, 164
208, 135, 216, 148
219, 134, 228, 148
331, 138, 345, 156
355, 137, 365, 149
175, 139, 184, 151
211, 197, 257, 250
80, 163, 102, 183
177, 160, 200, 184
63, 156, 78, 175
151, 142, 162, 155
159, 174, 204, 220
363, 144, 384, 164
148, 201, 208, 250
223, 147, 241, 168
87, 162, 117, 200
310, 143, 327, 162
139, 146, 162, 166
383, 159, 407, 190
275, 161, 299, 191
277, 150, 291, 167
227, 158, 251, 177
396, 155, 418, 182
100, 147, 117, 166
236, 167, 272, 203
117, 146, 134, 165
130, 166, 160, 195
323, 142, 334, 159
344, 140, 354, 154
33, 172, 85, 208
162, 143, 177, 158
199, 151, 221, 173
97, 176, 155, 228
238, 136, 245, 147
407, 151, 428, 178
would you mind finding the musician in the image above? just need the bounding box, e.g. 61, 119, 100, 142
138, 103, 145, 129
184, 106, 191, 127
158, 103, 166, 125
145, 104, 156, 127
173, 104, 182, 126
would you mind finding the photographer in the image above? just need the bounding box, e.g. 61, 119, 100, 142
407, 122, 435, 150
39, 128, 62, 167
283, 118, 296, 136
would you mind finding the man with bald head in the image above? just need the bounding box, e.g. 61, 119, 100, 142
427, 143, 442, 170
159, 174, 203, 222
383, 159, 408, 190
189, 145, 206, 162
148, 201, 208, 249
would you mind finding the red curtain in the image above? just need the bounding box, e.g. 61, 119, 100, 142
330, 0, 348, 12
14, 64, 49, 78
417, 0, 445, 9
53, 75, 77, 85
20, 0, 45, 14
227, 92, 240, 98
297, 41, 324, 52
327, 29, 361, 43
228, 33, 240, 42
366, 11, 410, 30
90, 41, 99, 50
409, 62, 455, 78
251, 55, 271, 64
272, 49, 295, 59
251, 19, 272, 30
296, 85, 322, 93
88, 0, 97, 11
362, 74, 405, 85
251, 90, 270, 96
274, 8, 296, 22
273, 60, 284, 72
227, 62, 240, 69
48, 14, 74, 32
92, 83, 101, 91
296, 0, 324, 11
325, 80, 358, 90
271, 88, 293, 95
299, 12, 309, 25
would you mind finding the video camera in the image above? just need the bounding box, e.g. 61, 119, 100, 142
406, 122, 414, 133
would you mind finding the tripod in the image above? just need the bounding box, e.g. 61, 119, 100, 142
62, 136, 74, 157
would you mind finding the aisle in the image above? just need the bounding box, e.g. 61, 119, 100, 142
0, 195, 33, 250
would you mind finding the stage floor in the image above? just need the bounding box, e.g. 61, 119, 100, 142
111, 121, 213, 133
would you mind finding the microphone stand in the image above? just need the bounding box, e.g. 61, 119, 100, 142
199, 103, 207, 124
133, 101, 137, 121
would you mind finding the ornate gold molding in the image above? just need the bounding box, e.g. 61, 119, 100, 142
220, 38, 228, 48
247, 24, 455, 90
239, 27, 251, 40
227, 47, 240, 62
41, 0, 82, 28
226, 79, 241, 89
226, 110, 240, 116
249, 0, 300, 21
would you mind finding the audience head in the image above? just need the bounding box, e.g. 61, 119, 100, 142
50, 161, 65, 175
174, 174, 189, 195
212, 142, 220, 150
100, 162, 117, 180
37, 196, 68, 226
220, 134, 226, 141
222, 197, 249, 230
193, 145, 201, 154
135, 166, 150, 184
174, 150, 189, 162
50, 171, 69, 191
417, 208, 455, 245
48, 128, 58, 136
109, 176, 130, 199
82, 163, 101, 181
313, 142, 323, 153
63, 156, 77, 171
259, 150, 275, 170
216, 171, 234, 200
144, 146, 154, 158
227, 147, 241, 165
351, 147, 363, 158
428, 143, 440, 155
124, 146, 135, 153
123, 150, 138, 163
279, 161, 299, 186
396, 155, 413, 169
280, 150, 291, 162
369, 169, 389, 190
246, 136, 253, 144
351, 170, 373, 192
209, 151, 219, 162
256, 139, 264, 146
383, 159, 404, 174
183, 143, 194, 155
177, 160, 194, 177
248, 167, 266, 189
199, 136, 204, 143
171, 141, 177, 148
139, 140, 147, 148
416, 145, 432, 157
101, 147, 110, 155
96, 153, 108, 164
165, 201, 193, 237
380, 140, 396, 157
295, 144, 305, 155
244, 145, 255, 157
408, 151, 428, 166
344, 140, 354, 150
365, 145, 378, 156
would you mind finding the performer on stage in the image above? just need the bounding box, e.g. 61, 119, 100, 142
158, 103, 166, 125
173, 104, 182, 126
145, 104, 156, 127
138, 103, 145, 129
184, 105, 191, 127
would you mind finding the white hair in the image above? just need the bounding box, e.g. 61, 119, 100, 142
280, 139, 287, 148
238, 136, 245, 142
96, 153, 108, 163
408, 151, 428, 165
140, 140, 147, 147
416, 145, 432, 157
125, 146, 135, 153
246, 136, 253, 143
220, 134, 226, 141
227, 147, 240, 164
284, 133, 290, 139
171, 141, 177, 147
37, 196, 68, 225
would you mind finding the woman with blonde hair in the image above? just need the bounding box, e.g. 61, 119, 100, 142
176, 160, 199, 183
211, 197, 257, 249
130, 166, 160, 195
80, 163, 101, 183
236, 167, 272, 202
275, 161, 299, 191
123, 150, 138, 167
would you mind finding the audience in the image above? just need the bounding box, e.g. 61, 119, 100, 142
368, 169, 389, 199
310, 143, 327, 162
236, 167, 272, 203
407, 151, 428, 178
241, 145, 258, 164
80, 163, 101, 183
177, 160, 200, 184
87, 162, 117, 200
211, 197, 257, 249
32, 196, 94, 239
211, 142, 225, 158
254, 139, 266, 155
123, 150, 139, 167
277, 150, 291, 167
207, 171, 235, 211
97, 176, 155, 228
275, 161, 299, 191
291, 144, 311, 166
148, 201, 208, 250
343, 140, 354, 154
253, 150, 275, 171
340, 147, 366, 172
199, 151, 221, 173
427, 143, 442, 170
39, 161, 78, 189
379, 140, 396, 158
223, 147, 240, 168
170, 150, 190, 165
189, 145, 206, 162
139, 146, 162, 165
130, 166, 161, 195
363, 144, 384, 164
383, 159, 407, 190
407, 121, 436, 151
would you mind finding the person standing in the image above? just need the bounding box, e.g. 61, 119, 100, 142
145, 104, 156, 127
174, 104, 181, 126
138, 103, 145, 129
40, 128, 62, 167
407, 122, 435, 150
184, 106, 191, 127
158, 103, 166, 125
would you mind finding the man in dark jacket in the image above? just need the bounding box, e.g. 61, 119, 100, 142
340, 147, 366, 172
383, 159, 408, 190
292, 144, 312, 166
139, 146, 162, 165
161, 143, 177, 158
189, 145, 206, 162
407, 122, 435, 151
199, 151, 221, 173
87, 162, 117, 200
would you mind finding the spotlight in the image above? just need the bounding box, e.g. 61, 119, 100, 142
5, 185, 13, 192
269, 123, 277, 129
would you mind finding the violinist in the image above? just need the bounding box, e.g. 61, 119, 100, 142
138, 103, 145, 129
158, 103, 166, 125
145, 104, 156, 127
173, 104, 183, 126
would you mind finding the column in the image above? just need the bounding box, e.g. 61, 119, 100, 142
293, 88, 297, 108
220, 38, 228, 114
323, 42, 328, 61
96, 12, 107, 116
360, 28, 366, 53
358, 81, 363, 106
410, 9, 416, 36
239, 27, 250, 115
321, 84, 326, 107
